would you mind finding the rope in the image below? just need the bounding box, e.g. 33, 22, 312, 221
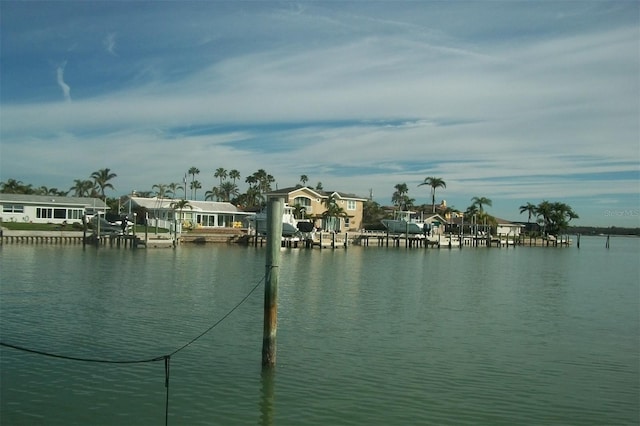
0, 271, 268, 425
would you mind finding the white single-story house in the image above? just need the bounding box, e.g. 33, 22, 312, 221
0, 194, 107, 225
494, 217, 525, 238
122, 196, 255, 231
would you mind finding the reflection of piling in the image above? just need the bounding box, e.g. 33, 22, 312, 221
606, 235, 610, 249
260, 369, 275, 426
577, 233, 580, 248
262, 197, 283, 369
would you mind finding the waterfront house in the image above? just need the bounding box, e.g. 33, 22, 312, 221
123, 196, 255, 231
494, 217, 524, 239
0, 194, 107, 225
267, 186, 367, 232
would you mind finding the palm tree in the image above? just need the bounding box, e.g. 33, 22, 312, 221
188, 167, 200, 199
538, 201, 579, 236
418, 177, 446, 213
218, 181, 239, 202
167, 182, 183, 199
392, 183, 413, 210
519, 202, 537, 223
190, 180, 202, 200
519, 202, 537, 236
229, 169, 241, 184
214, 168, 228, 186
205, 186, 220, 201
535, 200, 552, 236
152, 183, 168, 199
91, 168, 117, 200
0, 179, 25, 193
322, 193, 348, 231
170, 199, 192, 231
300, 175, 309, 186
470, 196, 492, 213
70, 179, 96, 197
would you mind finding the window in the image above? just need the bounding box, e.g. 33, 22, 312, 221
54, 208, 66, 219
347, 200, 356, 211
37, 208, 53, 219
68, 209, 83, 220
293, 197, 311, 208
3, 204, 24, 213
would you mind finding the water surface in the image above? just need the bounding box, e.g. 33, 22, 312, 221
1, 236, 638, 425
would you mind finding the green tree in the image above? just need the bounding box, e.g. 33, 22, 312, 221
152, 183, 168, 199
91, 168, 117, 201
188, 167, 200, 199
519, 202, 537, 223
0, 179, 26, 193
69, 179, 95, 197
470, 196, 492, 213
300, 175, 309, 186
167, 182, 183, 199
536, 201, 579, 235
229, 169, 241, 184
391, 183, 414, 210
214, 168, 228, 186
190, 180, 202, 200
322, 193, 348, 231
218, 181, 239, 202
418, 177, 446, 213
205, 186, 220, 201
362, 200, 386, 227
170, 199, 192, 230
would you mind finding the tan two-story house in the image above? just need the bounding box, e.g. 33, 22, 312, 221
267, 186, 368, 232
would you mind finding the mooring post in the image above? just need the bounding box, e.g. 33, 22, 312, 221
263, 196, 283, 368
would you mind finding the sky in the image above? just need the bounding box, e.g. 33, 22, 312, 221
1, 1, 638, 227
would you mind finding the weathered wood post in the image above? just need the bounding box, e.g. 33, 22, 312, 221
263, 196, 283, 368
133, 212, 138, 248
82, 214, 87, 247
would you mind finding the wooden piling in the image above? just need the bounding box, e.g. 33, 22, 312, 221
262, 197, 283, 369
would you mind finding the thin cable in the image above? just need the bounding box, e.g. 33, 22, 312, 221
169, 274, 265, 356
0, 342, 164, 364
1, 273, 267, 363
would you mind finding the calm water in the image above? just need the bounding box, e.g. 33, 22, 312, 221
1, 237, 638, 425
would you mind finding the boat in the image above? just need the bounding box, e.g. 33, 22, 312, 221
251, 204, 314, 239
381, 210, 428, 235
381, 219, 426, 235
88, 214, 133, 236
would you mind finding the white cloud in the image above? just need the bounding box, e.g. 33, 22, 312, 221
56, 61, 71, 102
104, 33, 117, 56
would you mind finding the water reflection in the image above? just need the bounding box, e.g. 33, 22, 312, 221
260, 368, 275, 426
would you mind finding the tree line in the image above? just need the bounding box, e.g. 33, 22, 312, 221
0, 168, 325, 215
1, 171, 582, 235
365, 176, 580, 236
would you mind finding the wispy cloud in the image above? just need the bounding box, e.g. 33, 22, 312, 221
104, 33, 117, 56
56, 61, 71, 102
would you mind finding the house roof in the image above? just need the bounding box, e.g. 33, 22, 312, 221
268, 186, 367, 201
0, 193, 107, 208
127, 196, 249, 214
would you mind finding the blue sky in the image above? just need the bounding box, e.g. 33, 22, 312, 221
1, 1, 638, 227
